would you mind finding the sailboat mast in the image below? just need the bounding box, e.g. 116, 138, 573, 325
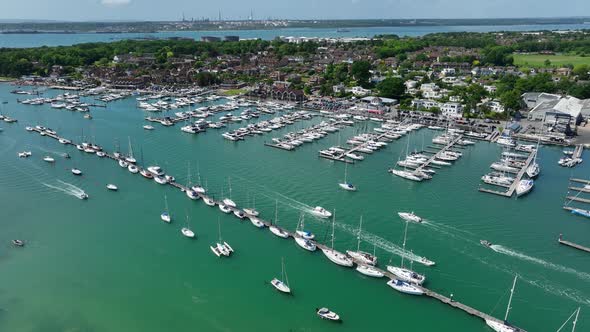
357, 216, 363, 251
274, 199, 278, 225
344, 163, 348, 183
505, 275, 518, 321
331, 209, 336, 249
572, 307, 580, 332
228, 177, 232, 199
401, 221, 408, 267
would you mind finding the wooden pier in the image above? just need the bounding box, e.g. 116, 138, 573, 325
573, 144, 584, 159
415, 135, 463, 173
559, 234, 590, 253
28, 126, 527, 332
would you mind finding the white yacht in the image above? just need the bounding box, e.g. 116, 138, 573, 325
387, 279, 424, 295
310, 206, 332, 218
143, 125, 154, 130
269, 199, 290, 238
398, 212, 422, 223
322, 210, 354, 267
485, 275, 519, 332
71, 168, 82, 175
203, 196, 216, 206
210, 219, 233, 257
147, 166, 165, 176
118, 159, 129, 168
515, 179, 534, 197
161, 195, 171, 223
127, 164, 139, 174
249, 216, 265, 228
219, 203, 232, 214
154, 175, 168, 185
181, 215, 195, 238
43, 156, 55, 163
496, 137, 516, 147
106, 184, 118, 191
389, 169, 422, 182
386, 221, 426, 285
18, 151, 32, 158
295, 236, 317, 251
338, 163, 357, 191
186, 188, 199, 200
316, 308, 341, 321
295, 213, 314, 240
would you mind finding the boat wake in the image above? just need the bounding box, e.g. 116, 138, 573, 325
422, 220, 478, 245
42, 180, 86, 198
490, 245, 590, 281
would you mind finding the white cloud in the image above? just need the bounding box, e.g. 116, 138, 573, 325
101, 0, 132, 6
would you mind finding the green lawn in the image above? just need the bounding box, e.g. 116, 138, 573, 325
222, 89, 246, 96
513, 54, 590, 68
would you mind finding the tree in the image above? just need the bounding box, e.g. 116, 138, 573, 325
544, 59, 551, 67
351, 60, 371, 87
376, 77, 405, 100
482, 46, 514, 66
573, 64, 590, 80
499, 90, 521, 112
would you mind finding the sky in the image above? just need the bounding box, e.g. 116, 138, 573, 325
0, 0, 588, 21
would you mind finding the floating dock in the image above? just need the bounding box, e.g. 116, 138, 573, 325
558, 234, 590, 253
478, 150, 536, 198
29, 126, 527, 332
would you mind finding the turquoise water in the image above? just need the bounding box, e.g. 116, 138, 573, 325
1, 24, 589, 48
0, 83, 589, 331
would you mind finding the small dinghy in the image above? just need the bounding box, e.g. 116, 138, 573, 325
71, 168, 82, 176
12, 239, 25, 247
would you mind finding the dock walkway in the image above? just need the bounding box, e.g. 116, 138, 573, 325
478, 150, 536, 198
29, 126, 526, 332
559, 234, 590, 253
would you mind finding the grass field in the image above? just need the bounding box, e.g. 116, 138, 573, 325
221, 89, 246, 96
513, 53, 590, 68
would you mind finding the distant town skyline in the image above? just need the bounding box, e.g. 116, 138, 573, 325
0, 0, 589, 22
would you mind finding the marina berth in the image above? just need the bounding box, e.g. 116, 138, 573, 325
387, 279, 424, 296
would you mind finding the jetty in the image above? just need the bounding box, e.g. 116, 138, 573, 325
558, 234, 590, 253
28, 125, 527, 332
478, 150, 536, 198
414, 134, 463, 173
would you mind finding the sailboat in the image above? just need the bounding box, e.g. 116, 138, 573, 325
243, 194, 259, 216
295, 213, 315, 240
485, 275, 519, 332
139, 148, 153, 179
386, 221, 425, 285
210, 218, 234, 257
346, 216, 378, 266
321, 210, 354, 267
338, 163, 357, 191
526, 140, 541, 178
222, 177, 237, 208
181, 214, 195, 238
185, 163, 199, 200
269, 199, 289, 238
161, 194, 171, 223
125, 137, 137, 163
555, 307, 580, 332
190, 164, 206, 194
270, 257, 291, 294
218, 187, 232, 213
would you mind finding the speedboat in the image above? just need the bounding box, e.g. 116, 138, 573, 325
269, 225, 290, 238
515, 179, 534, 197
356, 265, 384, 278
71, 168, 82, 175
12, 239, 25, 247
338, 182, 357, 191
295, 236, 317, 251
270, 278, 291, 294
43, 156, 55, 163
386, 266, 425, 285
249, 216, 265, 228
106, 184, 118, 191
316, 308, 341, 321
18, 151, 32, 158
480, 240, 493, 248
387, 279, 424, 295
143, 125, 155, 130
181, 227, 195, 238
398, 212, 422, 223
77, 192, 89, 200
310, 206, 331, 218
219, 203, 232, 213
127, 164, 139, 174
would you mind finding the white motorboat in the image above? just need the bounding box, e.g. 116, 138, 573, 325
161, 195, 171, 223
71, 168, 82, 175
249, 216, 265, 228
77, 192, 89, 200
345, 216, 377, 266
18, 151, 32, 158
295, 236, 317, 251
310, 206, 331, 218
515, 179, 534, 197
490, 162, 519, 173
106, 184, 118, 191
398, 212, 422, 223
496, 137, 516, 147
482, 173, 514, 186
356, 265, 384, 278
270, 258, 291, 294
147, 166, 165, 176
316, 308, 341, 321
143, 125, 154, 130
127, 164, 139, 174
43, 156, 55, 163
387, 279, 424, 295
322, 210, 354, 267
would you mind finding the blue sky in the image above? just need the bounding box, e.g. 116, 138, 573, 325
1, 0, 588, 21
